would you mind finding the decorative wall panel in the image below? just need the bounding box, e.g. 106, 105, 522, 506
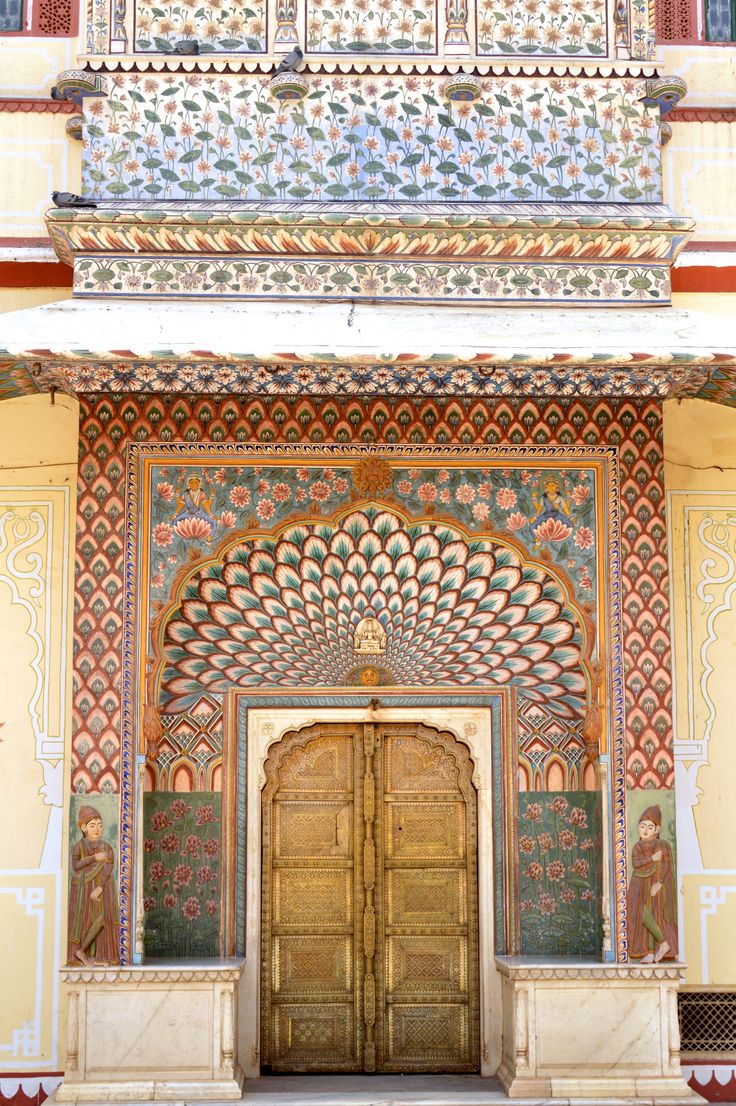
82, 75, 663, 203
476, 0, 607, 56
134, 0, 267, 53
305, 0, 437, 53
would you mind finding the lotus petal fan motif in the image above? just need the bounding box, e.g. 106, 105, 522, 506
161, 510, 586, 715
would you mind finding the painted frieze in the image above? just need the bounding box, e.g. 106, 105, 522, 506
476, 0, 607, 57
135, 0, 267, 53
81, 75, 663, 204
305, 0, 437, 53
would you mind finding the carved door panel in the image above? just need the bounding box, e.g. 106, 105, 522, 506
261, 725, 363, 1072
379, 725, 479, 1072
261, 722, 479, 1074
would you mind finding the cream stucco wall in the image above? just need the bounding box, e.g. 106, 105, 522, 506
0, 393, 78, 1073
665, 396, 736, 986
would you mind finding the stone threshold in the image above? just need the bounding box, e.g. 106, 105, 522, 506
47, 1075, 703, 1106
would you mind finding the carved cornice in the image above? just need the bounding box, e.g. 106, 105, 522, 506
46, 202, 694, 263
61, 960, 245, 984
668, 107, 736, 123
0, 98, 76, 114
496, 958, 685, 981
77, 55, 661, 78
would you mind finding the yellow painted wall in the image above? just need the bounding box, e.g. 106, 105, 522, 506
0, 112, 82, 239
0, 393, 78, 1072
0, 290, 72, 314
665, 397, 736, 985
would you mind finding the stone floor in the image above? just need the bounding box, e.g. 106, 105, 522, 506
241, 1074, 703, 1106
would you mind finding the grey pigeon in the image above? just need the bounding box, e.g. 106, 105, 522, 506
273, 45, 303, 75
52, 191, 97, 209
172, 38, 199, 53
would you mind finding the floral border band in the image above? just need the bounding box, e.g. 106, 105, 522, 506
71, 253, 672, 302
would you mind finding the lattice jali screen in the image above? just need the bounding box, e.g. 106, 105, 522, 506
655, 0, 697, 39
37, 0, 73, 32
679, 991, 736, 1054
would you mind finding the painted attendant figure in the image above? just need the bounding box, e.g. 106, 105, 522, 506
627, 804, 678, 962
68, 805, 119, 965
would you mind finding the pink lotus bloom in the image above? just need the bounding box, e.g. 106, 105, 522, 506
296, 488, 307, 502
173, 863, 193, 888
437, 469, 450, 484
456, 483, 476, 504
538, 893, 557, 916
163, 893, 177, 909
323, 468, 336, 481
153, 522, 174, 547
196, 864, 215, 884
439, 488, 451, 504
230, 485, 251, 508
548, 796, 569, 814
309, 480, 331, 502
257, 478, 270, 495
534, 518, 572, 542
219, 510, 237, 528
204, 838, 220, 857
519, 834, 534, 854
569, 807, 588, 828
213, 468, 226, 485
143, 896, 156, 912
162, 833, 179, 853
418, 482, 438, 503
151, 811, 172, 831
205, 899, 218, 915
526, 861, 543, 880
574, 526, 594, 550
297, 467, 309, 481
496, 487, 517, 509
332, 477, 348, 495
273, 483, 291, 502
520, 471, 532, 485
149, 860, 166, 882
477, 481, 492, 500
196, 804, 216, 825
257, 498, 275, 521
157, 481, 175, 501
570, 858, 590, 878
507, 512, 527, 531
572, 483, 590, 505
151, 573, 164, 588
524, 802, 542, 821
472, 502, 490, 522
170, 798, 190, 818
182, 834, 201, 857
182, 895, 200, 921
396, 479, 413, 495
547, 860, 565, 882
174, 517, 212, 541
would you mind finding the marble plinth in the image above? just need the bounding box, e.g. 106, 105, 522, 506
52, 960, 245, 1103
496, 958, 704, 1103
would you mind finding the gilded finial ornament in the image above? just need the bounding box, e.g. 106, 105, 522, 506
352, 455, 393, 497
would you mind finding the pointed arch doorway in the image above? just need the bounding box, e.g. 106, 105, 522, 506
260, 720, 480, 1074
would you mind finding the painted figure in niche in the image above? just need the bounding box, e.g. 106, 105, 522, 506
530, 477, 574, 542
354, 614, 387, 654
68, 805, 120, 965
171, 475, 216, 543
627, 804, 678, 962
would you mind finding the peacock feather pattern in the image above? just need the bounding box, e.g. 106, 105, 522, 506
161, 508, 586, 715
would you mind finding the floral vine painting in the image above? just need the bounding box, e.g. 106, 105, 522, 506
518, 791, 602, 955
143, 792, 222, 957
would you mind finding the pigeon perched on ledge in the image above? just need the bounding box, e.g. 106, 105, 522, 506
52, 191, 97, 209
172, 38, 200, 53
272, 46, 303, 75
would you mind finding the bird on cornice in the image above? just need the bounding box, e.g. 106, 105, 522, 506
272, 45, 303, 75
52, 191, 97, 209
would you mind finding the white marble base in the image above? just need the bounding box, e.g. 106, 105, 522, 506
495, 959, 705, 1103
53, 961, 245, 1104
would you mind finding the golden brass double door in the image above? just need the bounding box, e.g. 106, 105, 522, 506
261, 722, 480, 1073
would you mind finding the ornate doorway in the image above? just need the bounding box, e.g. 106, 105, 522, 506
260, 721, 480, 1073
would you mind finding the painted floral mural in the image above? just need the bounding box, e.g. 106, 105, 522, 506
148, 461, 598, 602
477, 0, 607, 55
305, 0, 436, 52
518, 790, 602, 954
82, 75, 662, 203
135, 0, 267, 52
143, 792, 222, 957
